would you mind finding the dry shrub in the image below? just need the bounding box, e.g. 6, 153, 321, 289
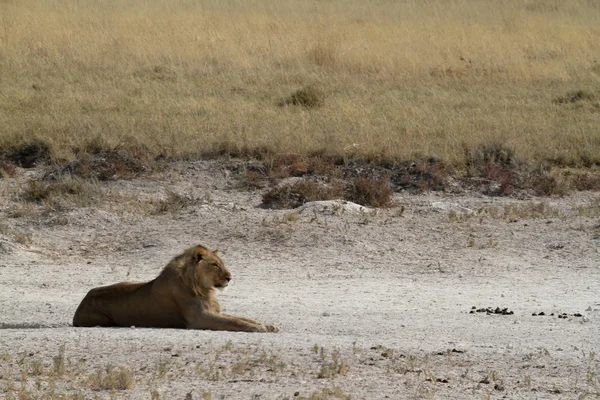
529, 173, 568, 196
262, 178, 344, 209
465, 141, 515, 170
570, 170, 600, 191
46, 149, 150, 181
404, 161, 451, 192
271, 154, 310, 177
238, 155, 340, 190
270, 154, 338, 178
463, 141, 518, 195
531, 168, 600, 195
346, 175, 393, 207
278, 86, 325, 108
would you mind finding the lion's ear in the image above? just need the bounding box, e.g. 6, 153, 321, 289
213, 249, 219, 256
194, 247, 210, 262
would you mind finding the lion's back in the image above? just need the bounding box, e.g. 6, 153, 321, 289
73, 280, 186, 328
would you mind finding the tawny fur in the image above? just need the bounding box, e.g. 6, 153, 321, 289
72, 245, 278, 332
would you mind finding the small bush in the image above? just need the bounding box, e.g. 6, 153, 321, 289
262, 178, 344, 209
278, 86, 325, 108
346, 175, 393, 207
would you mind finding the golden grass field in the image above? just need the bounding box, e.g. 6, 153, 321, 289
1, 0, 599, 168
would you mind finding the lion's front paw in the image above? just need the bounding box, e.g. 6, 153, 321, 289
264, 324, 279, 333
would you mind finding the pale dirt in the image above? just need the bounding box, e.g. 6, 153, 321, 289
1, 161, 599, 399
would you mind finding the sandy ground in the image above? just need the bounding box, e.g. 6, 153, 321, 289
1, 161, 599, 399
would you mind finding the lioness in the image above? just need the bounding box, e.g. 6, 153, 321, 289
73, 245, 278, 332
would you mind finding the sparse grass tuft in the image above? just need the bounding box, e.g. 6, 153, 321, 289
52, 345, 65, 376
298, 386, 352, 400
278, 85, 325, 108
195, 343, 286, 382
20, 177, 102, 208
553, 89, 595, 104
0, 223, 33, 245
307, 40, 338, 68
317, 348, 349, 379
12, 231, 32, 245
88, 365, 135, 391
151, 190, 201, 215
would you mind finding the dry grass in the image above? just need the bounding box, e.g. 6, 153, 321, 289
1, 0, 599, 171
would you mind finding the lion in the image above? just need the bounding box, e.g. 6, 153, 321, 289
72, 245, 279, 333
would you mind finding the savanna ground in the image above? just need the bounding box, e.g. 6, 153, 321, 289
1, 0, 600, 398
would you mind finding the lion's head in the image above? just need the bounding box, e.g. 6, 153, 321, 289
169, 245, 231, 295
